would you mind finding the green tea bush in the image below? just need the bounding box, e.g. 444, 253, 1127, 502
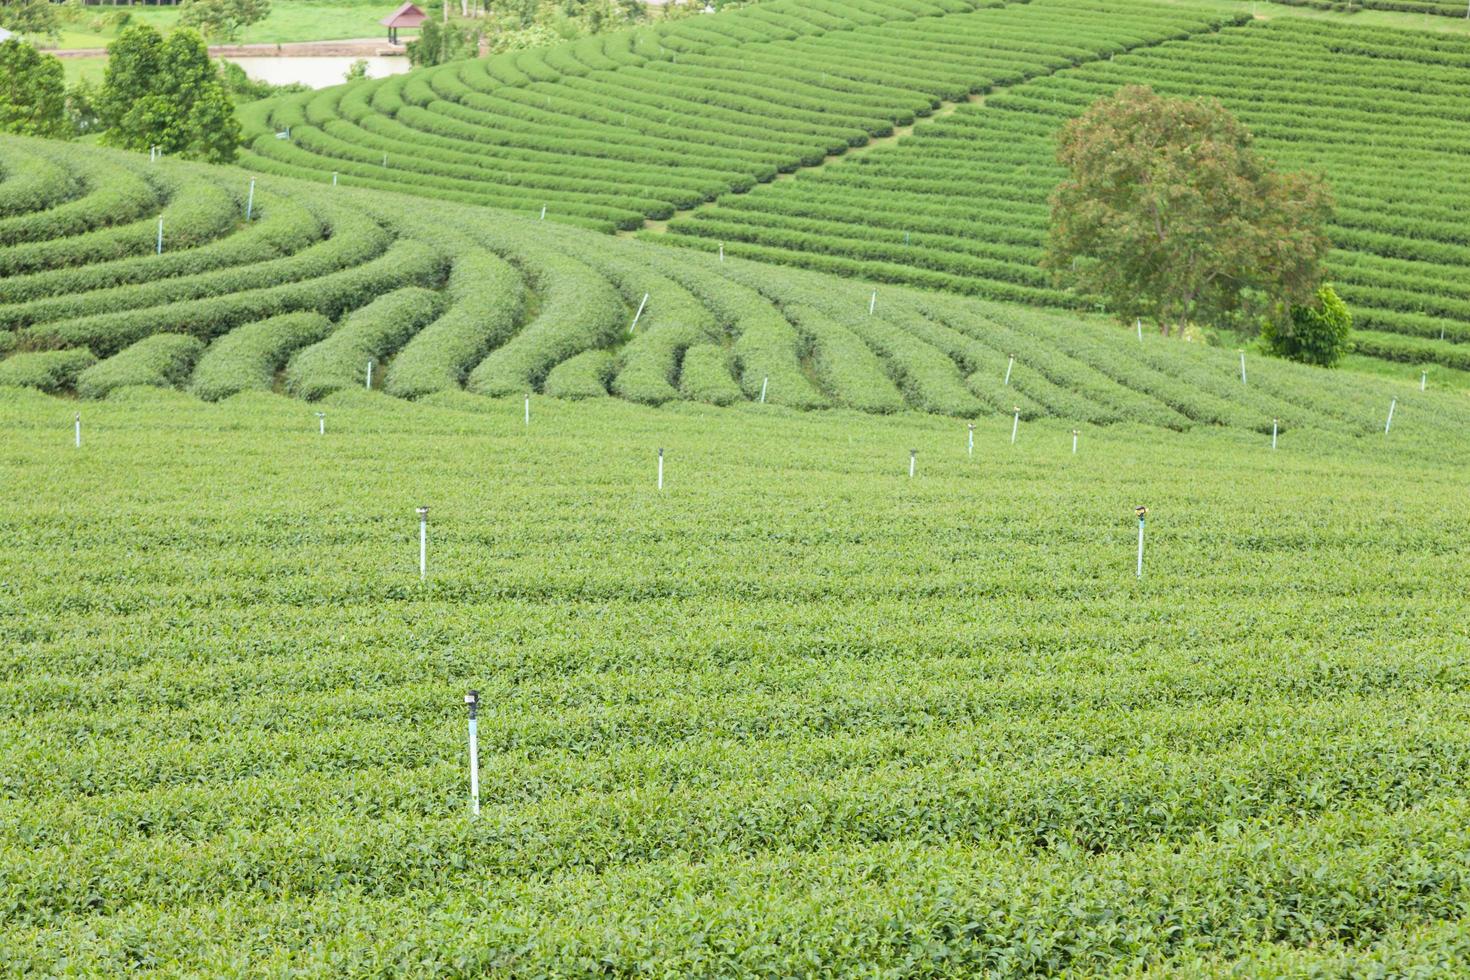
286, 286, 445, 400
0, 348, 96, 390
678, 343, 743, 405
76, 333, 205, 398
542, 348, 614, 398
191, 311, 333, 401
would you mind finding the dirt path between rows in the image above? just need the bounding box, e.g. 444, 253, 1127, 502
626, 92, 986, 238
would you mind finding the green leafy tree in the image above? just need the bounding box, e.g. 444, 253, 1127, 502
97, 25, 240, 163
0, 39, 69, 138
0, 0, 59, 41
1262, 284, 1352, 367
1043, 85, 1333, 337
177, 0, 270, 42
406, 19, 477, 66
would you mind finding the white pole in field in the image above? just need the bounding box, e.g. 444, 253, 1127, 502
967, 422, 974, 457
74, 413, 81, 448
156, 217, 163, 255
317, 411, 325, 436
1004, 355, 1013, 386
524, 393, 530, 427
540, 204, 546, 220
366, 360, 373, 390
1136, 318, 1143, 342
332, 172, 338, 186
1135, 506, 1148, 578
416, 506, 428, 580
630, 293, 649, 332
909, 449, 916, 479
657, 448, 664, 491
1385, 398, 1396, 435
465, 690, 480, 817
1072, 429, 1078, 454
719, 242, 724, 262
1010, 406, 1020, 445
246, 178, 255, 221
869, 290, 876, 315
1271, 418, 1278, 450
759, 377, 768, 404
1421, 371, 1427, 391
382, 152, 388, 167
1239, 351, 1247, 385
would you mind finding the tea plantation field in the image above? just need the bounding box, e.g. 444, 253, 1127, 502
5, 137, 1465, 444
236, 0, 1470, 370
2, 384, 1469, 974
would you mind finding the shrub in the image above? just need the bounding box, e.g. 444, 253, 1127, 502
1263, 284, 1353, 368
285, 286, 445, 400
191, 311, 332, 401
0, 348, 97, 391
76, 333, 204, 398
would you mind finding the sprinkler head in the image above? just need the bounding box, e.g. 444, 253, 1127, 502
416, 506, 429, 519
967, 423, 974, 431
658, 448, 664, 457
1135, 505, 1149, 521
465, 690, 478, 705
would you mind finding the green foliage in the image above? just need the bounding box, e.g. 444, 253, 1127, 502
2, 386, 1470, 970
191, 310, 332, 400
0, 0, 59, 40
0, 347, 94, 390
98, 25, 241, 164
343, 59, 369, 83
0, 40, 68, 139
178, 0, 270, 42
406, 19, 479, 68
1044, 85, 1333, 336
285, 285, 445, 400
218, 60, 307, 104
75, 332, 205, 398
1263, 284, 1353, 368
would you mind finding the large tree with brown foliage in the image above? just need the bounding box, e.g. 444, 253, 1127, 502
1043, 85, 1333, 337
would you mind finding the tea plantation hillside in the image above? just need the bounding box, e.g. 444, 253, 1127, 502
3, 385, 1470, 973
237, 0, 1470, 371
4, 137, 1464, 445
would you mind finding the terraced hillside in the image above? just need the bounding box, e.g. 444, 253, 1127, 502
237, 0, 1470, 372
2, 137, 1460, 443
667, 16, 1470, 373
237, 0, 1238, 230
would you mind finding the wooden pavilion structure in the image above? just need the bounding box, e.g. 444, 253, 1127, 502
380, 2, 426, 44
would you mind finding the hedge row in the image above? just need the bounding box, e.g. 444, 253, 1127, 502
76, 333, 206, 399
285, 286, 445, 400
191, 312, 334, 402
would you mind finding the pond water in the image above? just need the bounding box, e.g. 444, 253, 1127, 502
225, 56, 412, 90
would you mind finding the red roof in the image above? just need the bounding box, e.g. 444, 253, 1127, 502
380, 2, 427, 28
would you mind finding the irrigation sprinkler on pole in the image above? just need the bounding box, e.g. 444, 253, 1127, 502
630, 293, 649, 332
74, 413, 81, 448
1239, 351, 1247, 386
909, 449, 916, 479
416, 506, 429, 580
540, 204, 547, 220
1421, 371, 1427, 391
1010, 406, 1020, 445
365, 360, 374, 390
1136, 318, 1143, 342
718, 242, 724, 262
1072, 428, 1078, 455
246, 179, 255, 221
465, 690, 480, 817
1004, 355, 1014, 386
869, 290, 876, 315
1135, 506, 1148, 578
967, 422, 974, 457
524, 393, 530, 428
156, 217, 163, 255
1385, 398, 1397, 435
1271, 418, 1278, 450
383, 152, 388, 167
332, 172, 338, 186
657, 448, 664, 491
759, 377, 768, 404
317, 411, 325, 436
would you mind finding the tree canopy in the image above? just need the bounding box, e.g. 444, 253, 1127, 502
1043, 85, 1333, 337
97, 25, 240, 163
0, 0, 60, 41
0, 39, 68, 138
177, 0, 270, 42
